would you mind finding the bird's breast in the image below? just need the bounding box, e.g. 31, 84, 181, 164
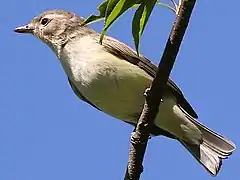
59, 36, 153, 122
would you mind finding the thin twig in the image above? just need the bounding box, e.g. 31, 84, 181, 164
171, 0, 178, 10
124, 0, 196, 179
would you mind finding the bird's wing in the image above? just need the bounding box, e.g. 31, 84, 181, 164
68, 78, 101, 111
96, 35, 198, 118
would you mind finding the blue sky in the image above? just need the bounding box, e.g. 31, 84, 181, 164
1, 0, 239, 179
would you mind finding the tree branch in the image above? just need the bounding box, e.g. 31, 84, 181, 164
124, 0, 196, 179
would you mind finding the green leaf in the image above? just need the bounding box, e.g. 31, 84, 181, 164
142, 0, 157, 29
98, 0, 111, 17
82, 0, 119, 25
105, 0, 119, 18
132, 0, 157, 53
82, 0, 176, 48
82, 15, 104, 25
132, 4, 140, 8
100, 0, 137, 43
132, 3, 145, 54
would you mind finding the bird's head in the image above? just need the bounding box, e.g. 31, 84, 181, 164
14, 10, 93, 51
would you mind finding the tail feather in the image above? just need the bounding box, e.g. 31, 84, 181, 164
180, 116, 236, 176
182, 141, 222, 176
202, 141, 231, 159
188, 116, 236, 153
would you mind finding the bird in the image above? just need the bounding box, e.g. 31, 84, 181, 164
14, 9, 236, 176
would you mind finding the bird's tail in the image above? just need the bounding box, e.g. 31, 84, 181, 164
181, 118, 236, 176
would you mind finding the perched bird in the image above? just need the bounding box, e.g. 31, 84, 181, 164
14, 10, 236, 176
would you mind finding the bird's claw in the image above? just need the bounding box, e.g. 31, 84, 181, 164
144, 88, 151, 96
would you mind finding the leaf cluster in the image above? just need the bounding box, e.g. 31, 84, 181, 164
82, 0, 177, 54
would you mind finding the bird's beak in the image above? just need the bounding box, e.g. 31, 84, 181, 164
14, 24, 34, 34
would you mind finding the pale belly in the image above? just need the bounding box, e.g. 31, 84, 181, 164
74, 63, 190, 140
68, 55, 183, 137
75, 58, 153, 123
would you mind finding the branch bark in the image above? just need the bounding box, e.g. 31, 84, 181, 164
124, 0, 196, 179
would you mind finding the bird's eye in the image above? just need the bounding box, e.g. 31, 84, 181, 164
40, 18, 49, 26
